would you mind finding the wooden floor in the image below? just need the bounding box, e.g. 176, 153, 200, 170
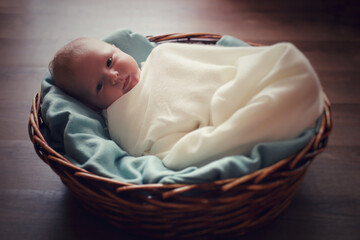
1, 0, 359, 239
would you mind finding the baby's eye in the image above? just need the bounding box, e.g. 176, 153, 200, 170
106, 57, 112, 68
96, 82, 103, 93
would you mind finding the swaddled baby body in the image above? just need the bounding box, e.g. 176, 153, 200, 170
49, 38, 323, 170
104, 42, 324, 170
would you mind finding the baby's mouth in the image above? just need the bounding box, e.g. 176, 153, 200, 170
123, 75, 130, 90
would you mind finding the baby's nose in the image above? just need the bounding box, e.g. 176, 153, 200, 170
108, 70, 120, 85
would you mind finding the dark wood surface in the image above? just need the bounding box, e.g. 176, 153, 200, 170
1, 0, 359, 239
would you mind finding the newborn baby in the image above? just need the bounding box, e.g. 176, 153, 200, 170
49, 37, 140, 110
49, 37, 324, 170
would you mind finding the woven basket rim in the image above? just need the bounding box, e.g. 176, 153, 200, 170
28, 32, 333, 191
28, 32, 333, 238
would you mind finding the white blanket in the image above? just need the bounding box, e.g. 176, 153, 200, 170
103, 43, 324, 170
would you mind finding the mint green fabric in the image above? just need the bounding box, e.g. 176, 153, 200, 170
40, 29, 320, 184
216, 35, 251, 47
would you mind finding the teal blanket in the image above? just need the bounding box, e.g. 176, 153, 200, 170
40, 29, 319, 184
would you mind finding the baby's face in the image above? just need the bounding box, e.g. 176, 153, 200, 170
66, 39, 140, 110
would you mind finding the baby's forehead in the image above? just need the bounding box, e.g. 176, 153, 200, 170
72, 40, 111, 64
80, 38, 110, 51
69, 40, 110, 90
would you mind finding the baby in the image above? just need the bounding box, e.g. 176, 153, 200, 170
49, 37, 324, 170
49, 37, 140, 110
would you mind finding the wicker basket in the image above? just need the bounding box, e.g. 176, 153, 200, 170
28, 33, 332, 239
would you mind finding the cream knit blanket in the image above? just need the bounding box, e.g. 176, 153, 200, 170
103, 43, 323, 170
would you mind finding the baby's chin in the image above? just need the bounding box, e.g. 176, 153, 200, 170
127, 77, 138, 93
130, 70, 140, 88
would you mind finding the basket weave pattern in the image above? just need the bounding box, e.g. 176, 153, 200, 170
28, 33, 332, 239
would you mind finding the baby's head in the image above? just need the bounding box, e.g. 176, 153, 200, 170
49, 37, 140, 110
